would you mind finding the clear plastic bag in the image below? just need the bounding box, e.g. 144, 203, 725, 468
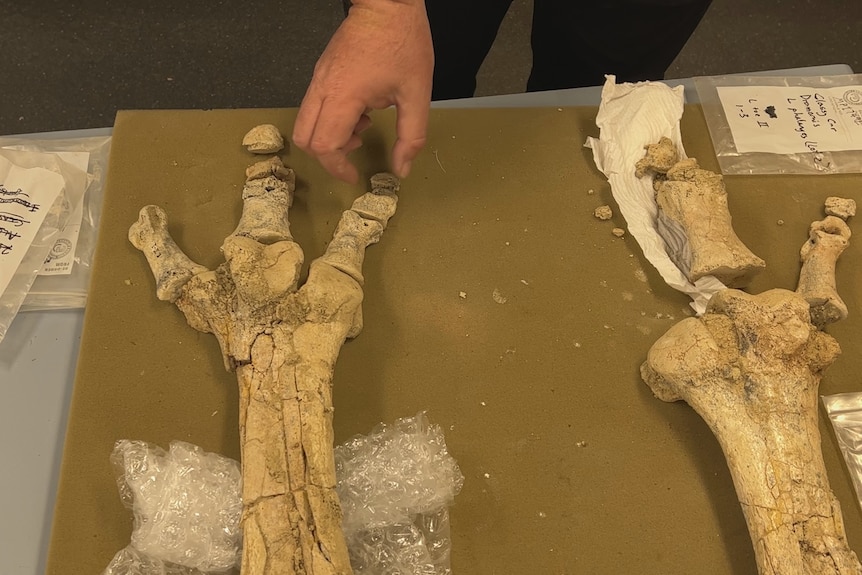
822, 392, 862, 511
695, 74, 862, 175
0, 149, 87, 343
0, 135, 112, 311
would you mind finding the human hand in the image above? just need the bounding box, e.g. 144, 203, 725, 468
292, 0, 434, 184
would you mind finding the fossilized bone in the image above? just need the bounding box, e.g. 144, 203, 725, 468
641, 202, 860, 575
130, 142, 399, 575
797, 214, 851, 328
636, 137, 765, 287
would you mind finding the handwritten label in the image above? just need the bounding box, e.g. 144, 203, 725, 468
717, 85, 862, 158
0, 155, 65, 297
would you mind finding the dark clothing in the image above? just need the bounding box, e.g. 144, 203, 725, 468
341, 0, 713, 100
425, 0, 713, 100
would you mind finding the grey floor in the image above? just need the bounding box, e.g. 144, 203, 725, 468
0, 0, 860, 136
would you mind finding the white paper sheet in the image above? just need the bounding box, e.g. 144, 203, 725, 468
0, 158, 65, 296
717, 84, 862, 155
585, 76, 726, 314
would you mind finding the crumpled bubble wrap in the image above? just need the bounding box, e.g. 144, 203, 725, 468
104, 412, 462, 575
336, 412, 464, 575
101, 545, 215, 575
107, 440, 242, 573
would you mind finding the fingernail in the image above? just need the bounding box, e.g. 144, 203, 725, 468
399, 160, 412, 178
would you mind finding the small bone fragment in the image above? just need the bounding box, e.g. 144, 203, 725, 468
797, 214, 851, 327
635, 136, 679, 178
131, 146, 399, 574
636, 137, 765, 287
826, 196, 857, 221
641, 209, 859, 574
242, 124, 285, 154
594, 205, 613, 220
612, 227, 626, 238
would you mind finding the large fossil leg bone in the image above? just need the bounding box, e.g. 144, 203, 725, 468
636, 137, 765, 287
130, 151, 399, 575
641, 205, 860, 574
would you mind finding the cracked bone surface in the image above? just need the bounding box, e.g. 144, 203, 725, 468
636, 137, 765, 287
130, 144, 399, 575
641, 211, 859, 574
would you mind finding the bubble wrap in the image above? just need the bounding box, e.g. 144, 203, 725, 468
104, 412, 462, 575
335, 412, 464, 575
109, 440, 242, 572
102, 545, 217, 575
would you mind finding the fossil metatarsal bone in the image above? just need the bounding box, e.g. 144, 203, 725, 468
636, 137, 765, 287
130, 149, 399, 575
641, 211, 860, 574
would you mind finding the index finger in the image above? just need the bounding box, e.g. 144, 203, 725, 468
292, 83, 324, 151
309, 96, 370, 183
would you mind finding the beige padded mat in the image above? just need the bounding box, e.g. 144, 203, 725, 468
47, 106, 862, 574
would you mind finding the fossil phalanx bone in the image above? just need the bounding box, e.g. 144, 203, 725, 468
129, 128, 399, 575
641, 198, 859, 575
797, 197, 854, 328
636, 137, 765, 287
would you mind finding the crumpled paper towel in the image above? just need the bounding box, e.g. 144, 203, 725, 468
585, 75, 726, 314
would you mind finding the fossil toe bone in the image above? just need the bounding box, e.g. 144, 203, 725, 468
797, 214, 851, 328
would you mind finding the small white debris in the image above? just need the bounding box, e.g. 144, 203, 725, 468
480, 401, 487, 407
242, 124, 284, 154
492, 289, 508, 304
520, 279, 529, 286
594, 205, 613, 221
124, 279, 132, 286
576, 441, 588, 448
612, 227, 626, 237
573, 342, 581, 348
505, 241, 510, 246
776, 219, 785, 226
459, 291, 467, 299
825, 196, 856, 220
538, 512, 547, 518
587, 188, 595, 195
211, 410, 218, 417
484, 472, 491, 479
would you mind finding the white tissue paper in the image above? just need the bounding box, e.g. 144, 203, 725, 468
585, 75, 726, 314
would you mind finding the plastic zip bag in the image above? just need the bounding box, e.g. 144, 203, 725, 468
822, 392, 862, 512
0, 135, 112, 311
695, 74, 862, 175
0, 149, 88, 343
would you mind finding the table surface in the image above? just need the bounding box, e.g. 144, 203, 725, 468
0, 64, 854, 575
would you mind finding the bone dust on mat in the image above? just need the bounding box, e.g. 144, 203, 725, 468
45, 105, 862, 575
